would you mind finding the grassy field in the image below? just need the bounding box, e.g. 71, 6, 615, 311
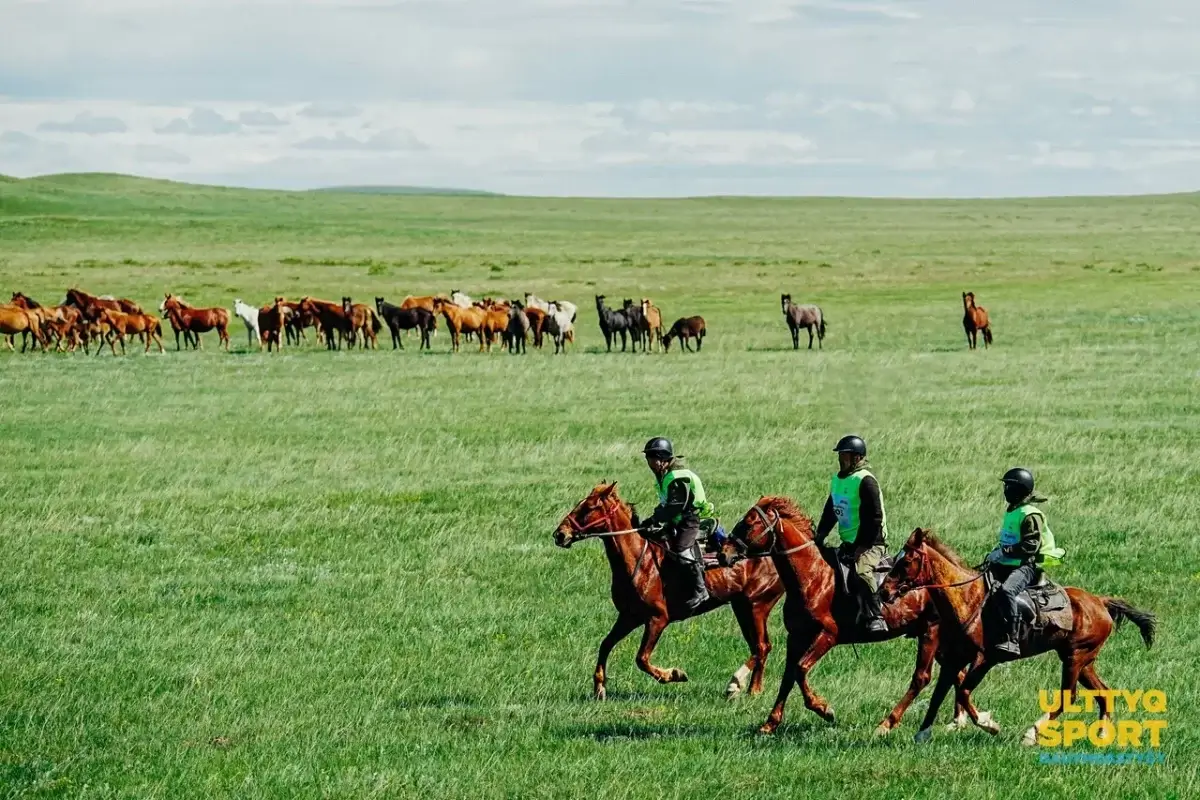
1, 174, 1197, 798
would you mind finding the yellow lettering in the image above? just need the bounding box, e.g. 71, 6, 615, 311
1089, 720, 1115, 746
1062, 719, 1087, 746
1143, 690, 1167, 713
1117, 720, 1142, 747
1037, 720, 1062, 747
1121, 689, 1144, 713
1143, 720, 1167, 747
1039, 689, 1061, 713
1078, 689, 1096, 713
1064, 690, 1084, 714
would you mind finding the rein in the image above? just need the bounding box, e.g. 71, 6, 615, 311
735, 504, 818, 558
565, 504, 640, 541
891, 546, 984, 597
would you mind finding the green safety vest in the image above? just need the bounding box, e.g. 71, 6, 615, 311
656, 468, 715, 522
829, 468, 888, 545
997, 504, 1065, 567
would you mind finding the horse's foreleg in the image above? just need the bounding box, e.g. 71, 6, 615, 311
634, 616, 686, 684
876, 631, 939, 736
759, 623, 812, 734
808, 326, 814, 349
913, 654, 969, 743
948, 658, 1000, 735
594, 613, 641, 700
729, 597, 773, 698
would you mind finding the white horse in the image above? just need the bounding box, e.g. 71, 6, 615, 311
524, 293, 550, 312
554, 299, 578, 323
233, 298, 261, 349
545, 302, 575, 354
450, 290, 473, 309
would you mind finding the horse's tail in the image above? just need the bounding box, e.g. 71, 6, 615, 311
1104, 597, 1155, 649
983, 326, 993, 345
818, 310, 827, 338
371, 309, 382, 334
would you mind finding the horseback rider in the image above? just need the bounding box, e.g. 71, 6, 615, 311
636, 437, 715, 612
816, 435, 888, 634
984, 467, 1066, 656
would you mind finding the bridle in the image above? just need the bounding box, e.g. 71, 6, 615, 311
562, 501, 639, 543
733, 504, 818, 558
888, 542, 984, 598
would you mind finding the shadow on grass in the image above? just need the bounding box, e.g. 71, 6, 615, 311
554, 720, 727, 741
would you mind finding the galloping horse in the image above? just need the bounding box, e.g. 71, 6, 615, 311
94, 308, 165, 354
11, 293, 76, 351
555, 483, 784, 700
63, 288, 141, 319
962, 292, 993, 350
662, 316, 706, 352
595, 295, 635, 352
160, 294, 230, 351
881, 528, 1155, 744
640, 299, 664, 351
781, 294, 826, 350
725, 498, 984, 736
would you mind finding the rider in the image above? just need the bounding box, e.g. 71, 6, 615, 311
637, 437, 715, 612
816, 435, 888, 634
984, 467, 1065, 656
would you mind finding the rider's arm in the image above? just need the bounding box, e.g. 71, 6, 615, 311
853, 475, 884, 548
816, 495, 837, 540
647, 479, 692, 526
1001, 512, 1042, 563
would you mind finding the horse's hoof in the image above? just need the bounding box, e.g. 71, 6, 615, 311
670, 669, 689, 683
757, 723, 778, 736
594, 687, 606, 701
874, 723, 893, 737
977, 711, 1000, 735
945, 714, 969, 732
914, 728, 933, 744
822, 708, 836, 725
725, 682, 742, 700
1021, 728, 1039, 747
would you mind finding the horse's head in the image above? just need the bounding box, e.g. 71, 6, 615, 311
595, 294, 605, 310
879, 527, 932, 602
662, 332, 673, 351
341, 297, 352, 314
962, 291, 975, 309
781, 294, 791, 314
724, 497, 797, 558
375, 297, 385, 313
554, 482, 626, 548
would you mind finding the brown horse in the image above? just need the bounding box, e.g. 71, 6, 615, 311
0, 305, 47, 352
341, 297, 381, 349
962, 292, 993, 350
63, 288, 141, 319
662, 316, 706, 352
160, 294, 230, 351
555, 483, 784, 700
523, 306, 547, 348
725, 497, 986, 736
259, 297, 286, 352
781, 294, 826, 350
436, 300, 487, 352
297, 297, 353, 350
880, 528, 1155, 744
640, 299, 664, 351
10, 293, 78, 351
95, 308, 165, 354
399, 295, 445, 339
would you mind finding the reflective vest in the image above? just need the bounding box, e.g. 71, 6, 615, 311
998, 504, 1065, 566
829, 468, 888, 545
656, 468, 715, 522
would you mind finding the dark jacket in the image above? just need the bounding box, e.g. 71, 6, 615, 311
817, 463, 885, 549
1000, 494, 1047, 564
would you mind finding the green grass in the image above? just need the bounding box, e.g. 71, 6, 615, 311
1, 174, 1197, 798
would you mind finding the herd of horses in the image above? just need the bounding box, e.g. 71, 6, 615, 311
555, 483, 1154, 745
0, 286, 994, 354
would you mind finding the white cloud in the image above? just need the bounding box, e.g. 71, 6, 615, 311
157, 108, 242, 135
37, 111, 128, 134
949, 90, 975, 112
297, 103, 363, 119
239, 109, 288, 126
294, 128, 427, 152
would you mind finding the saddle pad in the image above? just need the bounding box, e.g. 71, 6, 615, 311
1030, 584, 1074, 632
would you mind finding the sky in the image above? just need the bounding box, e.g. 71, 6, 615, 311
1, 0, 1199, 197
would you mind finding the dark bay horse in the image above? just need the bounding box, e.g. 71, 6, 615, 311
298, 297, 353, 349
662, 316, 706, 352
160, 294, 230, 351
64, 288, 141, 319
555, 483, 784, 700
622, 298, 648, 352
781, 294, 826, 350
375, 297, 434, 350
962, 292, 993, 350
725, 497, 985, 736
595, 295, 635, 352
881, 528, 1155, 744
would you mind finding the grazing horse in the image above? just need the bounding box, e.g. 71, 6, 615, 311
341, 297, 381, 349
436, 299, 487, 352
375, 297, 434, 350
962, 292, 993, 350
555, 483, 784, 700
258, 297, 287, 352
881, 528, 1155, 744
640, 299, 663, 351
544, 302, 574, 354
781, 294, 826, 350
297, 297, 352, 350
95, 308, 164, 354
506, 301, 530, 354
724, 499, 984, 736
0, 305, 47, 352
160, 294, 230, 351
595, 295, 634, 352
662, 316, 706, 352
622, 298, 648, 352
233, 299, 261, 349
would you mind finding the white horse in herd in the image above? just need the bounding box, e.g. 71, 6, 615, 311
232, 298, 260, 349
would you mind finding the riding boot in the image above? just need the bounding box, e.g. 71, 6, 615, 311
679, 556, 710, 612
861, 583, 888, 633
994, 615, 1022, 657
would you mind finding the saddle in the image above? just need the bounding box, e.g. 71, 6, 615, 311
828, 547, 894, 627
984, 569, 1074, 640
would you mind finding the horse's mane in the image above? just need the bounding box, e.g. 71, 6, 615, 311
922, 531, 972, 569
15, 293, 42, 308
758, 496, 815, 533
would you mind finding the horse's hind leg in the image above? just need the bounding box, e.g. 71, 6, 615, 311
594, 613, 640, 700
634, 616, 687, 684
807, 326, 815, 350
729, 596, 773, 698
913, 653, 970, 743
1022, 650, 1086, 746
946, 657, 1000, 735
1079, 659, 1112, 720
759, 620, 814, 734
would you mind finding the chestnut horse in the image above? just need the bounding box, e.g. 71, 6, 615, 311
962, 292, 993, 350
523, 305, 547, 348
160, 294, 230, 351
341, 297, 381, 349
881, 528, 1155, 745
258, 297, 287, 352
555, 483, 783, 700
11, 293, 78, 351
436, 300, 487, 352
640, 299, 664, 352
0, 305, 47, 352
662, 316, 706, 352
298, 297, 353, 350
724, 497, 986, 736
95, 308, 165, 354
63, 288, 141, 318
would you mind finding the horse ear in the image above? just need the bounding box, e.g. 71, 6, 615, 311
911, 527, 927, 546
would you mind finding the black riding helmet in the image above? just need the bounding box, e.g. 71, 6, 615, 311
643, 437, 674, 460
1002, 467, 1035, 500
833, 435, 867, 457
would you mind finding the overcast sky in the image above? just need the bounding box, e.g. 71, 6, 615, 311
2, 0, 1198, 196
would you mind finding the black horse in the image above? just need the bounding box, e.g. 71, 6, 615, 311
375, 297, 434, 350
595, 295, 635, 352
622, 298, 649, 352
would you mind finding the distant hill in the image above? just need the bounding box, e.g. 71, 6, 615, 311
310, 185, 501, 197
